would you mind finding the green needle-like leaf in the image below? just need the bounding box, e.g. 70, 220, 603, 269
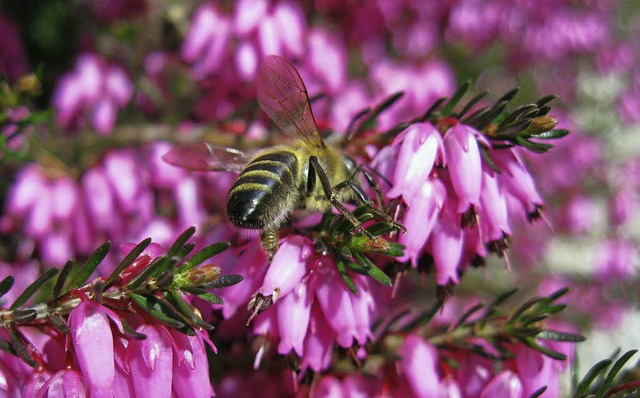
595, 349, 638, 398
167, 226, 196, 258
105, 237, 152, 287
352, 252, 392, 287
179, 242, 230, 274
129, 292, 186, 329
10, 268, 58, 310
574, 358, 612, 398
0, 275, 14, 299
69, 241, 111, 290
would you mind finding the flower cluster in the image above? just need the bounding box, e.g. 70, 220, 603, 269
2, 0, 640, 397
0, 230, 241, 397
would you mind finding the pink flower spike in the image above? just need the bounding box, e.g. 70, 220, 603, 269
128, 324, 173, 398
387, 122, 443, 202
399, 334, 440, 398
260, 235, 312, 302
69, 301, 116, 397
443, 125, 482, 213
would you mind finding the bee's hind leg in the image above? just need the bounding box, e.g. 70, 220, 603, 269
261, 229, 279, 260
308, 156, 374, 238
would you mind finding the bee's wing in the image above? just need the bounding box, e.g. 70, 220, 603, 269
162, 142, 250, 173
256, 55, 325, 149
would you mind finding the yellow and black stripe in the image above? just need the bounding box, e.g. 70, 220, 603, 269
226, 151, 298, 229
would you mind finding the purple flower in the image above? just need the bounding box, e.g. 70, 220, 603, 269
53, 54, 132, 135
593, 238, 638, 280
493, 148, 544, 217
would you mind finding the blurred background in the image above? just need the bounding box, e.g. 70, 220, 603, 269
1, 0, 639, 386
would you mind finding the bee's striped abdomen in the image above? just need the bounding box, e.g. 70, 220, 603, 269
226, 151, 298, 229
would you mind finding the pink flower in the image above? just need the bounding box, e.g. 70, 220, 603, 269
276, 280, 312, 356
38, 369, 87, 397
127, 324, 174, 398
170, 329, 214, 398
480, 371, 523, 398
398, 178, 446, 266
399, 334, 441, 398
443, 125, 482, 213
182, 5, 232, 79
493, 148, 544, 218
53, 54, 132, 135
387, 122, 444, 203
259, 235, 313, 302
69, 301, 121, 397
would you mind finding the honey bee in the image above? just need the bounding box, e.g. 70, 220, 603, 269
164, 55, 390, 253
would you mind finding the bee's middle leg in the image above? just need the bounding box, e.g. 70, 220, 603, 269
332, 178, 406, 233
308, 156, 373, 238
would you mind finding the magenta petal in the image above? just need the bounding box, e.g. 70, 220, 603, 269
69, 301, 115, 396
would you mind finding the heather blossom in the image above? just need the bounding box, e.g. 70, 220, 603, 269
52, 54, 133, 135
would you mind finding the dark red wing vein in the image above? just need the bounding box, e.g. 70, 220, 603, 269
256, 55, 324, 149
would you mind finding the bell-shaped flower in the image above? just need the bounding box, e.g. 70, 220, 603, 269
277, 281, 312, 356
314, 263, 358, 348
181, 5, 231, 78
399, 334, 441, 398
430, 200, 464, 285
38, 369, 87, 397
69, 301, 121, 397
479, 170, 511, 242
127, 324, 174, 398
170, 329, 214, 398
399, 178, 446, 266
260, 235, 312, 303
387, 122, 444, 203
480, 371, 523, 398
443, 125, 482, 213
300, 305, 335, 372
492, 148, 544, 217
